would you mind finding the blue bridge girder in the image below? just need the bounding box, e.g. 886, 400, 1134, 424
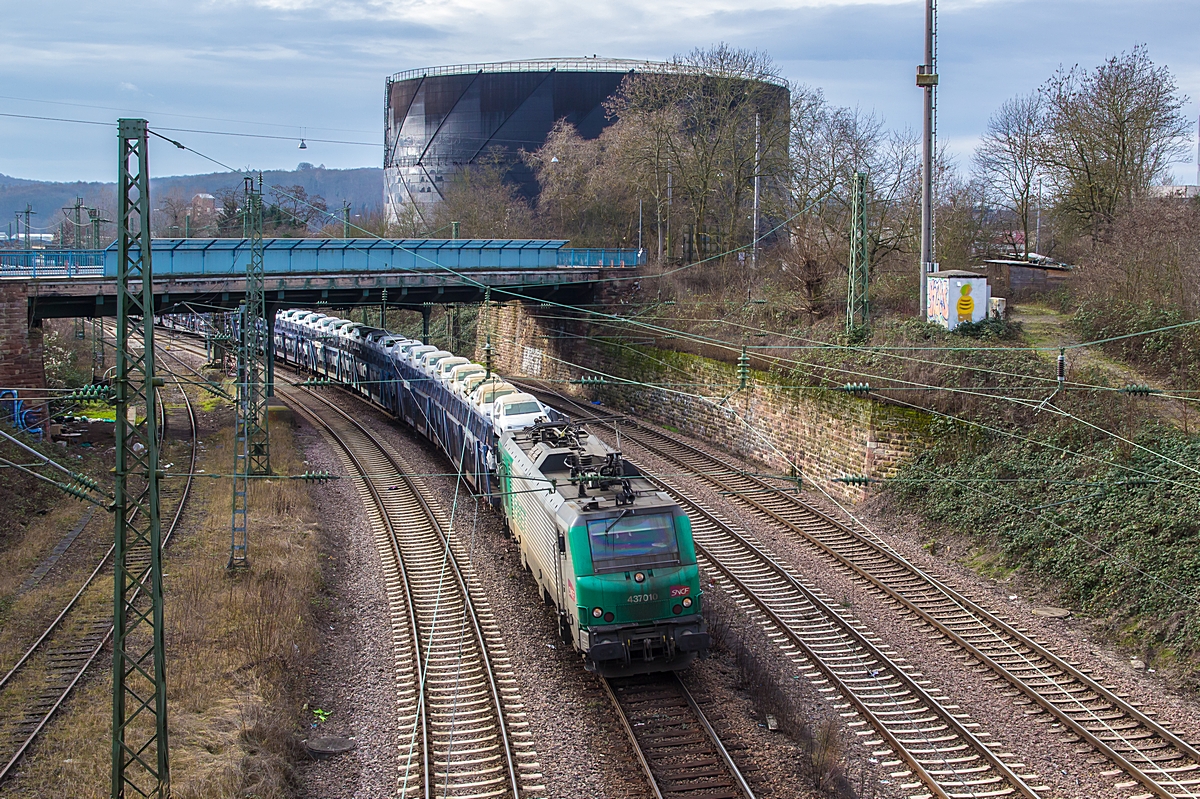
0, 238, 641, 320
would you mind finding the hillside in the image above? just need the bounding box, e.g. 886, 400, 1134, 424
1, 164, 384, 239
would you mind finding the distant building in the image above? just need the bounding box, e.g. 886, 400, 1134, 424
189, 193, 217, 217
1148, 185, 1200, 199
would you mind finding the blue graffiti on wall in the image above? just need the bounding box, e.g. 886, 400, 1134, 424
0, 390, 44, 438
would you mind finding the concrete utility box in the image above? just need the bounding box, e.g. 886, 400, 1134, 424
927, 270, 990, 330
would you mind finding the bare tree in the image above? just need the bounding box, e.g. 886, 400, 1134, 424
974, 92, 1043, 255
432, 148, 534, 238
779, 89, 921, 291
609, 44, 789, 258
1039, 45, 1191, 235
214, 188, 242, 236
154, 190, 190, 237
268, 184, 329, 232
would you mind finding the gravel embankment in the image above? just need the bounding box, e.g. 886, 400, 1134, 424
294, 415, 398, 799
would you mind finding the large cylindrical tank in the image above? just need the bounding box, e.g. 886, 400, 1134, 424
385, 58, 658, 225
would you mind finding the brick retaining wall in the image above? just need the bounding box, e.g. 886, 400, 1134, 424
477, 301, 929, 503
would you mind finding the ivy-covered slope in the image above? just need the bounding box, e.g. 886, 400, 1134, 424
894, 423, 1200, 680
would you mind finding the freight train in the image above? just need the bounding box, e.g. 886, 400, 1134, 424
273, 309, 709, 676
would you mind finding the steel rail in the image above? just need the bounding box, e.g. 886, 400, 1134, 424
277, 381, 431, 797
676, 675, 758, 799
601, 672, 756, 799
0, 363, 198, 783
524, 381, 1200, 799
600, 677, 665, 799
672, 483, 1041, 799
278, 378, 523, 799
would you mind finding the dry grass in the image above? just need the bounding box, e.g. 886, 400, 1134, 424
6, 402, 323, 798
0, 436, 113, 671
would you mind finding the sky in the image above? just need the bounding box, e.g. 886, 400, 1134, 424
1, 0, 1197, 186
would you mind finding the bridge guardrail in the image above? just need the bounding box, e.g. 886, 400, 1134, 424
0, 242, 643, 277
557, 248, 644, 267
0, 251, 106, 279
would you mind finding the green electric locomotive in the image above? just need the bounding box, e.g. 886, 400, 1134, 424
498, 419, 710, 676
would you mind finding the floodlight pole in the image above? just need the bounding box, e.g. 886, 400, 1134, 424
111, 117, 170, 799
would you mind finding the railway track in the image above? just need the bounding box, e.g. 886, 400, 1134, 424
277, 378, 541, 799
522, 381, 1200, 799
0, 360, 198, 783
677, 473, 1041, 798
604, 673, 756, 799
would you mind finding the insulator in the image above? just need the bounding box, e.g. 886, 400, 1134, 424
737, 347, 750, 391
60, 481, 94, 502
842, 383, 871, 395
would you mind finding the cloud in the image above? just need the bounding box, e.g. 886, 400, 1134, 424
0, 0, 1196, 183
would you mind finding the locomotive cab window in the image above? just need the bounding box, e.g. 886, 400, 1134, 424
586, 513, 679, 573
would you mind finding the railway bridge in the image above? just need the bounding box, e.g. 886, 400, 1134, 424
0, 237, 641, 389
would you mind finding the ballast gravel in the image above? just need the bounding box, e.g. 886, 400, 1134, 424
314, 389, 646, 799
294, 416, 398, 799
293, 378, 1200, 799
609, 417, 1200, 799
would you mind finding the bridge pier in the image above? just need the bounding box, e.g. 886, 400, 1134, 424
0, 284, 46, 390
0, 284, 48, 433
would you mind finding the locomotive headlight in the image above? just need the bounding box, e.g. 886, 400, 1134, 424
682, 597, 693, 608
592, 607, 603, 618
633, 572, 646, 583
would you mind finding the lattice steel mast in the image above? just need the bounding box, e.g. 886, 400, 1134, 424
92, 316, 106, 382
230, 173, 269, 568
111, 117, 170, 799
846, 172, 869, 330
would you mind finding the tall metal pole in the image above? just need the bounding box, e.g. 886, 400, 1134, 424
637, 198, 643, 253
917, 0, 938, 317
244, 173, 269, 476
112, 117, 169, 799
92, 316, 105, 382
1035, 179, 1042, 255
846, 172, 870, 331
230, 173, 269, 569
752, 112, 761, 271
23, 205, 34, 249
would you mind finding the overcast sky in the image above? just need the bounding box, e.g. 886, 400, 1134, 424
1, 0, 1197, 185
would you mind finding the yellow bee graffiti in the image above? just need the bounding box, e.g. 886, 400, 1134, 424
956, 283, 975, 324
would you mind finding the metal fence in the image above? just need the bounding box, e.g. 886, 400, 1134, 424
0, 250, 106, 279
557, 248, 645, 267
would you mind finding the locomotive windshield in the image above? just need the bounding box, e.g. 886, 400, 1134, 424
586, 513, 679, 572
